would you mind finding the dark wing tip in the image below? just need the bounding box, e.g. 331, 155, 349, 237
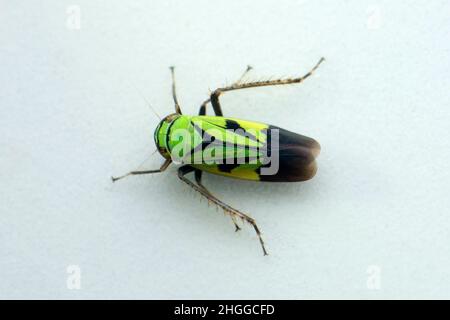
259, 126, 321, 182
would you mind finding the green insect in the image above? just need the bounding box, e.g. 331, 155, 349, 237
112, 58, 325, 255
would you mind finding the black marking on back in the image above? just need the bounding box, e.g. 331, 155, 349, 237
191, 121, 217, 152
202, 119, 260, 143
191, 120, 260, 159
217, 163, 240, 173
225, 119, 241, 130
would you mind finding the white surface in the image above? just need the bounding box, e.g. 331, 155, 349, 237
1, 0, 450, 299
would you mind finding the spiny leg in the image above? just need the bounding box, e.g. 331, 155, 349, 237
198, 65, 253, 116
194, 170, 210, 194
111, 158, 172, 182
233, 65, 253, 86
230, 215, 242, 232
195, 169, 241, 232
179, 166, 266, 255
207, 57, 325, 116
169, 66, 182, 114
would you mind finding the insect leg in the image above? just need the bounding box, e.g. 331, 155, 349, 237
194, 170, 210, 194
198, 65, 253, 116
178, 166, 267, 255
194, 169, 241, 232
233, 65, 253, 86
111, 158, 172, 182
208, 57, 325, 116
169, 66, 182, 114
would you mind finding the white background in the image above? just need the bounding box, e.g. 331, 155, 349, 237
1, 0, 449, 299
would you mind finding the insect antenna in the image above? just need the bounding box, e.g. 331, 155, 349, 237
128, 81, 161, 120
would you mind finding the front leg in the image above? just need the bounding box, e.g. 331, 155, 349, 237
170, 66, 182, 114
111, 158, 172, 182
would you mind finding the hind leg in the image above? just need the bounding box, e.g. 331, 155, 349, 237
200, 58, 325, 116
179, 166, 267, 255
